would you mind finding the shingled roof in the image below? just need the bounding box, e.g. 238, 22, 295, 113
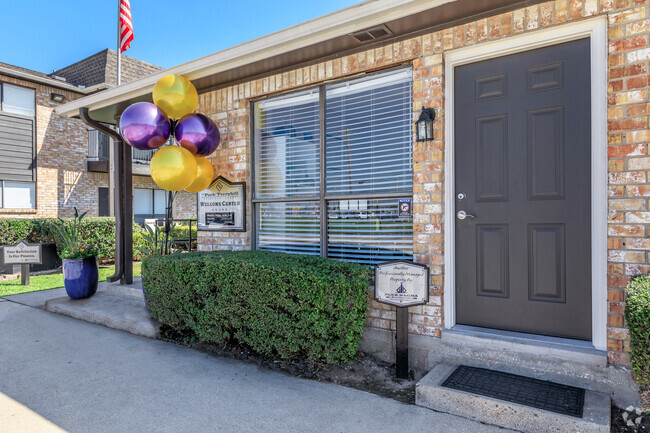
52, 49, 162, 87
0, 62, 55, 80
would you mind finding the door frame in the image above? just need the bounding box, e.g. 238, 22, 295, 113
443, 17, 608, 350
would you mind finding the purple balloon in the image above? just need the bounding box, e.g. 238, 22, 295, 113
174, 113, 220, 156
119, 102, 171, 150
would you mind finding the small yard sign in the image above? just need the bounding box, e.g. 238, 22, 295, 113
3, 240, 42, 286
375, 261, 429, 307
197, 176, 246, 232
375, 260, 429, 380
3, 241, 42, 265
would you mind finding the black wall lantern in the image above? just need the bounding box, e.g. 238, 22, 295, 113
415, 107, 435, 142
51, 93, 65, 103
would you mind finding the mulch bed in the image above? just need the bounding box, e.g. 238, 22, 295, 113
160, 325, 423, 404
612, 405, 650, 433
160, 325, 648, 430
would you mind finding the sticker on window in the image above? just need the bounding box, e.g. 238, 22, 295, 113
398, 198, 412, 218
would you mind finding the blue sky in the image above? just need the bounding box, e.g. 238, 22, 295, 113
1, 0, 361, 73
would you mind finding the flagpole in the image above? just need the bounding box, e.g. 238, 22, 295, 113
117, 0, 121, 86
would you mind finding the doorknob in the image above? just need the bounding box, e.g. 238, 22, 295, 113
457, 210, 475, 220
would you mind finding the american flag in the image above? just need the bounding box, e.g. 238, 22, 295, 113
119, 0, 134, 52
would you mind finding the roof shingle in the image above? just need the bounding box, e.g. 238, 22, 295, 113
52, 49, 162, 87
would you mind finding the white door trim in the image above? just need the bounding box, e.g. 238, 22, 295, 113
443, 17, 608, 351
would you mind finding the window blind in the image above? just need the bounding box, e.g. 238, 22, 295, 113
256, 201, 320, 256
253, 69, 413, 264
325, 69, 412, 196
254, 90, 320, 199
327, 198, 413, 264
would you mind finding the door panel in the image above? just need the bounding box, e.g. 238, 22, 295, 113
454, 38, 591, 340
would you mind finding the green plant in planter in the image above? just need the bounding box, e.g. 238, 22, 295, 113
59, 244, 99, 260
52, 208, 99, 299
51, 208, 98, 259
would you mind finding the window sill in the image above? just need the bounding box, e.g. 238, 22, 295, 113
0, 208, 37, 214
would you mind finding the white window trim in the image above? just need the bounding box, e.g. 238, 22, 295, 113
443, 17, 608, 351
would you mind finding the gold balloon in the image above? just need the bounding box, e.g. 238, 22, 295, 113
184, 156, 214, 193
152, 74, 198, 119
150, 146, 198, 191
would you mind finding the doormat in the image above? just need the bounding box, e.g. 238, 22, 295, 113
441, 365, 585, 418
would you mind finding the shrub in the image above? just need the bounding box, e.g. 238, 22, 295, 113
132, 224, 198, 260
142, 251, 371, 364
625, 275, 650, 390
0, 218, 55, 245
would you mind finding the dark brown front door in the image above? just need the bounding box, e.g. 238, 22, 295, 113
454, 38, 591, 340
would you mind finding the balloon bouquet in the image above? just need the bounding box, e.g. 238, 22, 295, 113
119, 74, 220, 254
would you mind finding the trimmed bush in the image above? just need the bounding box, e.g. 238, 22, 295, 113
0, 218, 55, 245
142, 251, 371, 364
625, 275, 650, 390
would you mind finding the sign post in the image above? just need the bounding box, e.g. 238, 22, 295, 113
197, 176, 246, 232
374, 261, 429, 379
3, 241, 42, 286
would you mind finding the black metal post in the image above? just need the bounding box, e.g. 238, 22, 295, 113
122, 138, 133, 285
396, 306, 409, 379
189, 219, 193, 252
163, 191, 175, 255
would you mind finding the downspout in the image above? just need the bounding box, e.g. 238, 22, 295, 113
79, 107, 127, 283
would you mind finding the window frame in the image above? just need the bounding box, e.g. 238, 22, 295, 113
0, 180, 36, 209
1, 82, 36, 117
251, 67, 413, 260
0, 82, 38, 208
133, 187, 169, 223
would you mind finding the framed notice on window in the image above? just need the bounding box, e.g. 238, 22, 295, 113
197, 176, 246, 232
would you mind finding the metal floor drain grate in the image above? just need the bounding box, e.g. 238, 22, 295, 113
441, 365, 585, 418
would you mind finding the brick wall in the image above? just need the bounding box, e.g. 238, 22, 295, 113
193, 0, 649, 366
0, 74, 195, 221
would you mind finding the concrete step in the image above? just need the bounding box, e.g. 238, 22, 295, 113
102, 281, 145, 301
416, 364, 611, 433
45, 292, 159, 339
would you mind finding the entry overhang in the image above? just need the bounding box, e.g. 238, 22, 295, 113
56, 0, 541, 123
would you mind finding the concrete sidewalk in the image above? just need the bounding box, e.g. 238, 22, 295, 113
0, 292, 514, 433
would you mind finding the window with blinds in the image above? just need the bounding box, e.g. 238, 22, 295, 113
326, 72, 412, 195
253, 69, 413, 265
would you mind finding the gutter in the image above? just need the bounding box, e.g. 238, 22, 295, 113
79, 108, 133, 284
55, 0, 457, 118
0, 66, 110, 94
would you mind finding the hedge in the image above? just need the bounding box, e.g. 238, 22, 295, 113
142, 251, 371, 364
0, 218, 194, 263
625, 275, 650, 390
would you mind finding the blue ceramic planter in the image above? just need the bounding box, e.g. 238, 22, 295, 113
63, 256, 99, 300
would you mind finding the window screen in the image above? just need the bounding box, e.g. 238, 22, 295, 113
253, 69, 413, 265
